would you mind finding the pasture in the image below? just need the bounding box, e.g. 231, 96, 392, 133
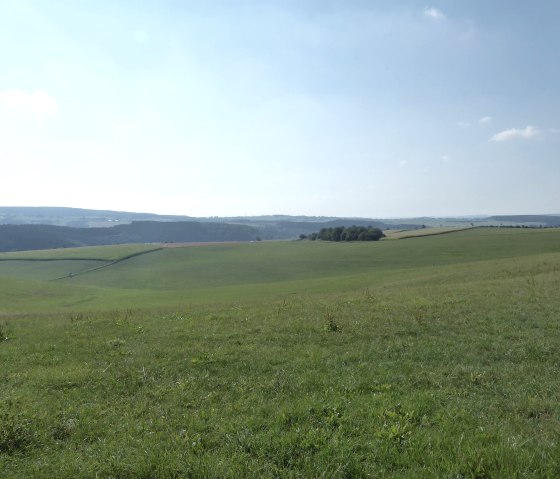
1, 228, 559, 477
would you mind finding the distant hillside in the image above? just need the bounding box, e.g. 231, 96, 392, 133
0, 221, 260, 252
2, 207, 558, 246
0, 207, 193, 227
487, 215, 560, 227
0, 207, 418, 240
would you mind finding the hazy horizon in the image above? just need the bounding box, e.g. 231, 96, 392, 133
1, 1, 559, 218
2, 204, 560, 221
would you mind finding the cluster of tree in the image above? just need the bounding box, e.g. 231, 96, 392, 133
300, 225, 385, 242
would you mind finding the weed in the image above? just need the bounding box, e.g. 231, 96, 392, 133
527, 273, 538, 299
362, 288, 376, 300
0, 321, 10, 341
412, 307, 426, 325
470, 371, 485, 385
162, 312, 188, 321
324, 310, 341, 332
190, 353, 214, 365
277, 298, 289, 315
0, 410, 35, 454
378, 404, 415, 448
309, 405, 344, 430
52, 416, 77, 441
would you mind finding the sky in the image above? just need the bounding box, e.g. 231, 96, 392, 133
1, 0, 559, 218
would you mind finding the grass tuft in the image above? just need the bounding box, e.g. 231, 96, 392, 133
0, 408, 35, 454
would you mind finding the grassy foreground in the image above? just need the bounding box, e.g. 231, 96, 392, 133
1, 228, 560, 477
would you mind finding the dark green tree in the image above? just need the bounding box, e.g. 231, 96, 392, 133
307, 225, 384, 242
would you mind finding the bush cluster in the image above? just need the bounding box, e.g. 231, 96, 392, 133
301, 226, 385, 242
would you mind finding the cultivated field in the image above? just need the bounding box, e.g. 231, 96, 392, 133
1, 228, 559, 477
382, 226, 475, 239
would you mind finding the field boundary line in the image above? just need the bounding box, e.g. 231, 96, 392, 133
49, 247, 164, 281
396, 226, 477, 239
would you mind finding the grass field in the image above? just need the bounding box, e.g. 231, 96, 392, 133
1, 228, 560, 477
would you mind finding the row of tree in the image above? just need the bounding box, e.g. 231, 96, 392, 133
301, 226, 385, 242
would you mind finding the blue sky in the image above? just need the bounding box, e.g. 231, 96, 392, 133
1, 0, 559, 217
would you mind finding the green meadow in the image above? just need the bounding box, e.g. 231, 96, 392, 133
1, 228, 560, 477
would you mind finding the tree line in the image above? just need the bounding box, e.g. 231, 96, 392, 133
300, 225, 385, 242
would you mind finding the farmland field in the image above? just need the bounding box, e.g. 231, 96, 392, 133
1, 228, 560, 477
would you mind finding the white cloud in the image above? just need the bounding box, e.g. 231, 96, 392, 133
490, 126, 541, 142
398, 159, 407, 169
441, 155, 450, 162
0, 90, 58, 117
455, 121, 470, 127
423, 7, 446, 20
479, 116, 492, 124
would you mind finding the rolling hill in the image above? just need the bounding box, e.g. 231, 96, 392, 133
1, 227, 560, 477
1, 227, 559, 312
